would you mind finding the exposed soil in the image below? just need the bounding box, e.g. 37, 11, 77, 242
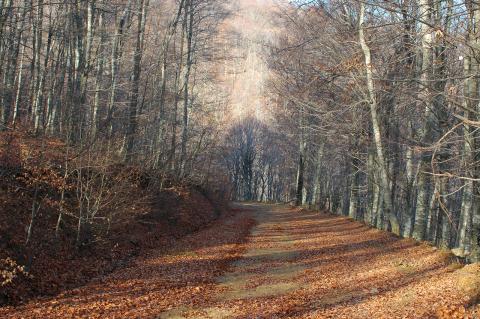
1, 203, 479, 318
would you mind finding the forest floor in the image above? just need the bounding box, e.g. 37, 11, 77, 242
1, 203, 479, 319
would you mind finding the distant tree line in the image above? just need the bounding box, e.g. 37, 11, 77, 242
222, 117, 293, 203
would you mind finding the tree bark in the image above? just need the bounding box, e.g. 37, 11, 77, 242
125, 0, 149, 162
412, 0, 435, 241
359, 2, 400, 235
179, 0, 194, 177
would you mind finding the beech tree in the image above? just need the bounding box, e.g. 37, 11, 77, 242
0, 0, 234, 248
2, 0, 479, 263
267, 0, 480, 261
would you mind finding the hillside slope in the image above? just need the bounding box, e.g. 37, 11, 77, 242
0, 131, 228, 305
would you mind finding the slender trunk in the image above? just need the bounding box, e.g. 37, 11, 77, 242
12, 37, 26, 126
154, 0, 185, 167
403, 136, 415, 237
458, 180, 473, 252
365, 149, 375, 225
106, 0, 132, 135
25, 138, 46, 245
457, 53, 474, 250
47, 49, 66, 134
91, 13, 106, 137
32, 0, 44, 133
412, 0, 434, 241
414, 171, 429, 240
311, 142, 325, 209
0, 0, 13, 129
180, 0, 194, 177
295, 124, 306, 206
125, 0, 148, 162
169, 24, 186, 173
467, 2, 480, 262
359, 2, 400, 235
55, 148, 70, 237
349, 153, 360, 220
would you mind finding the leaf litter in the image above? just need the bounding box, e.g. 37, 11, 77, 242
1, 203, 479, 318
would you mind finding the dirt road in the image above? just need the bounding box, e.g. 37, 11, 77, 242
1, 203, 478, 318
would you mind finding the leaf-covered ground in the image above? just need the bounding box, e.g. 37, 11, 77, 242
0, 131, 227, 305
1, 203, 479, 318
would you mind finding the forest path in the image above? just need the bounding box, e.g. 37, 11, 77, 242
1, 204, 478, 318
159, 203, 476, 318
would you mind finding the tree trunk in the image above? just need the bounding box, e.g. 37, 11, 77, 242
180, 0, 194, 177
106, 0, 132, 135
311, 142, 324, 209
466, 0, 480, 262
125, 0, 148, 162
349, 151, 361, 220
359, 2, 400, 235
412, 0, 434, 241
91, 11, 106, 137
295, 125, 306, 206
